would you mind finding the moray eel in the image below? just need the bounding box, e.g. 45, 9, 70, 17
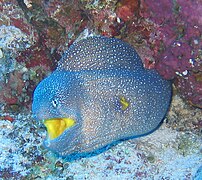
32, 36, 172, 157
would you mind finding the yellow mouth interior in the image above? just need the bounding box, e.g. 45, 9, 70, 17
44, 118, 75, 140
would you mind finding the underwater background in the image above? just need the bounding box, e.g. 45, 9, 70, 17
0, 0, 201, 179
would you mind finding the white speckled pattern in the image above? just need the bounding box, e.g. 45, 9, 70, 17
32, 36, 172, 157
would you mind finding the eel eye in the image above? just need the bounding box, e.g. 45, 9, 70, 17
51, 98, 58, 108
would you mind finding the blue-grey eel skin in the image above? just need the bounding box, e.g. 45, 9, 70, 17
32, 36, 172, 157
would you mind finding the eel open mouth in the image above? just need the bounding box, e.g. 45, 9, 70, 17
44, 118, 76, 140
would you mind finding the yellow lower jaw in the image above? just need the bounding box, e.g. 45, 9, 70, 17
44, 118, 75, 140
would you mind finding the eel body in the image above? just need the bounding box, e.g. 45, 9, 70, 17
32, 36, 172, 157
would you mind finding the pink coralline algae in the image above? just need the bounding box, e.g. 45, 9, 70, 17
116, 0, 139, 22
35, 0, 87, 50
138, 0, 202, 108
